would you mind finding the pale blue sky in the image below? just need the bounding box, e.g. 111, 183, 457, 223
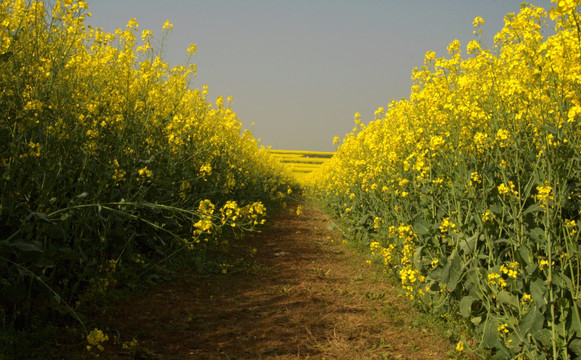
86, 0, 554, 151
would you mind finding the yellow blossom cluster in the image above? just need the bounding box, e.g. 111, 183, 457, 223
534, 182, 554, 207
0, 0, 296, 339
498, 181, 518, 197
86, 328, 109, 352
488, 272, 507, 289
308, 1, 581, 357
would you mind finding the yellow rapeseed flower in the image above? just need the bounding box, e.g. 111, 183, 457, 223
296, 205, 303, 216
86, 328, 109, 352
162, 19, 173, 31
535, 183, 553, 206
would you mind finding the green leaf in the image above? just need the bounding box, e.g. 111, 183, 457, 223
438, 258, 452, 284
413, 245, 424, 265
473, 213, 483, 228
413, 218, 431, 235
464, 269, 481, 291
459, 233, 478, 254
34, 257, 55, 268
569, 339, 581, 358
359, 214, 371, 226
529, 227, 546, 242
58, 247, 81, 260
553, 273, 573, 289
29, 212, 54, 224
519, 305, 543, 335
492, 348, 511, 359
430, 267, 443, 281
9, 240, 43, 252
530, 278, 548, 306
483, 317, 501, 348
536, 328, 552, 347
490, 203, 503, 215
522, 204, 544, 216
496, 291, 519, 308
447, 254, 463, 292
459, 295, 475, 318
568, 300, 581, 339
519, 245, 534, 266
526, 263, 538, 275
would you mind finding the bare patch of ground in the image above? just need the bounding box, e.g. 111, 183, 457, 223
88, 202, 460, 359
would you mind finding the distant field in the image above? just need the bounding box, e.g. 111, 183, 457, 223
269, 149, 334, 183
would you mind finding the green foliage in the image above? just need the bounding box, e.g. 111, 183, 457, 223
310, 3, 581, 359
0, 0, 295, 347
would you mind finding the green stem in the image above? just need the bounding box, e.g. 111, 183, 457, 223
547, 224, 558, 359
0, 256, 87, 335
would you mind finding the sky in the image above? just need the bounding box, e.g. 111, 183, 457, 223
85, 0, 555, 152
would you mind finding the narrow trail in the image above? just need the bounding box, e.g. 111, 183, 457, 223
99, 202, 457, 359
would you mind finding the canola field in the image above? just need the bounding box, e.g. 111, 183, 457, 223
0, 0, 296, 349
308, 3, 581, 359
269, 149, 334, 184
2, 0, 581, 359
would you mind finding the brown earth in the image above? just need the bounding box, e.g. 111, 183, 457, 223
89, 202, 462, 359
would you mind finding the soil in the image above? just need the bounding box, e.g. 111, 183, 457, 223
87, 202, 460, 359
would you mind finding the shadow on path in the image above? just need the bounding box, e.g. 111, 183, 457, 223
99, 202, 455, 359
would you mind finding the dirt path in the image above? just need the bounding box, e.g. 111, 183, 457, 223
97, 202, 457, 359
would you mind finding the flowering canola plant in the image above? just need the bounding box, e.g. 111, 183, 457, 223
309, 1, 581, 358
0, 0, 295, 342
